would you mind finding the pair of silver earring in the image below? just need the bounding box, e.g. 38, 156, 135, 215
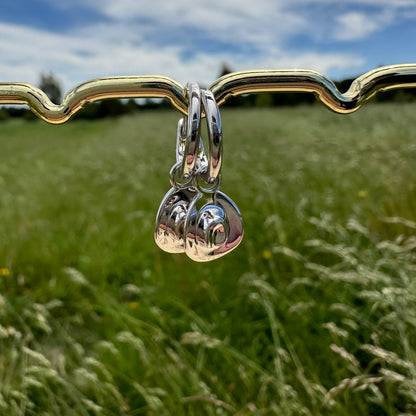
154, 82, 243, 262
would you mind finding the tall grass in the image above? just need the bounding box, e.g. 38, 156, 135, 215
0, 103, 416, 415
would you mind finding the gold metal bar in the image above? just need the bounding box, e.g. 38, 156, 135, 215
0, 64, 415, 123
208, 64, 416, 114
0, 75, 187, 124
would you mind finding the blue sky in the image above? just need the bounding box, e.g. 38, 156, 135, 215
0, 0, 415, 92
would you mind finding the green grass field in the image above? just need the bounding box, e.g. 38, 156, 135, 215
1, 103, 416, 415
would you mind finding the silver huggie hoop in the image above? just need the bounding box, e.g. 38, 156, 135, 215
197, 90, 223, 192
181, 82, 202, 179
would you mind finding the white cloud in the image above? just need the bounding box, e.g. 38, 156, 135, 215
51, 0, 416, 52
0, 15, 365, 94
334, 12, 384, 41
51, 0, 309, 51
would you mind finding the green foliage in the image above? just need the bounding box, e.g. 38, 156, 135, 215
0, 109, 10, 122
0, 104, 416, 415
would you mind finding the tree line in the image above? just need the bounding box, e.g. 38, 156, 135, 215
0, 68, 415, 122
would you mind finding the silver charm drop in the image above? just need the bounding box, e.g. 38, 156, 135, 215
185, 191, 243, 262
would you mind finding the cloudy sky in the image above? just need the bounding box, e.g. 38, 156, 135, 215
1, 0, 415, 93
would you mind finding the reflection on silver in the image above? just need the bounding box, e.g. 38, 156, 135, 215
175, 117, 208, 182
154, 187, 198, 253
180, 82, 202, 178
185, 192, 243, 262
200, 90, 222, 184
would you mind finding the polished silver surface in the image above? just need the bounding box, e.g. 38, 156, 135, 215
185, 191, 243, 262
154, 186, 199, 253
180, 82, 202, 179
200, 90, 223, 185
175, 117, 208, 183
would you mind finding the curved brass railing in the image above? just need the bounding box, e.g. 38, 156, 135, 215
0, 64, 415, 124
209, 64, 416, 114
0, 76, 187, 124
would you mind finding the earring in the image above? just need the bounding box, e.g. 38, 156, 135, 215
154, 83, 243, 261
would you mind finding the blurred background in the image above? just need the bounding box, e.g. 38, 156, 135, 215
1, 2, 416, 416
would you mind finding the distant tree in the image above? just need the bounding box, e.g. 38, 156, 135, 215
125, 98, 140, 113
218, 63, 234, 78
97, 99, 126, 117
39, 72, 62, 105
